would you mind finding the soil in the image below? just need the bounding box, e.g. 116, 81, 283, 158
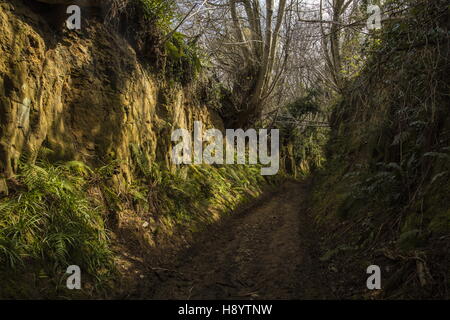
143, 181, 333, 299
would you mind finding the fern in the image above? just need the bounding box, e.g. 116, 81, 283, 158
0, 161, 114, 287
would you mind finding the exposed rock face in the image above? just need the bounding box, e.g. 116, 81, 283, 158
0, 1, 222, 193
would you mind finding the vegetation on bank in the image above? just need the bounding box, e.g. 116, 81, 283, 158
310, 0, 449, 298
0, 155, 280, 298
277, 88, 330, 178
104, 0, 202, 84
0, 161, 114, 298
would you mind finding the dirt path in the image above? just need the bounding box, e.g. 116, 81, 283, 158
148, 181, 331, 299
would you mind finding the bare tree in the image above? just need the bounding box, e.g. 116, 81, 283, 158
318, 0, 361, 91
175, 0, 294, 128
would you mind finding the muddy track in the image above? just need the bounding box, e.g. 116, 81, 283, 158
147, 181, 332, 300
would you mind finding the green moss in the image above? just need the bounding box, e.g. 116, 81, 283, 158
164, 32, 202, 84
138, 0, 176, 29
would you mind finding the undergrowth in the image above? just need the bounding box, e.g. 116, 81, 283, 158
105, 0, 202, 84
310, 0, 450, 299
128, 144, 281, 230
0, 152, 278, 297
0, 161, 114, 298
278, 88, 330, 177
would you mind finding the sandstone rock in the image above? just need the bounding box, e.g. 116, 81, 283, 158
0, 1, 223, 188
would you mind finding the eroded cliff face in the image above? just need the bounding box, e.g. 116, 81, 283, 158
0, 1, 222, 194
